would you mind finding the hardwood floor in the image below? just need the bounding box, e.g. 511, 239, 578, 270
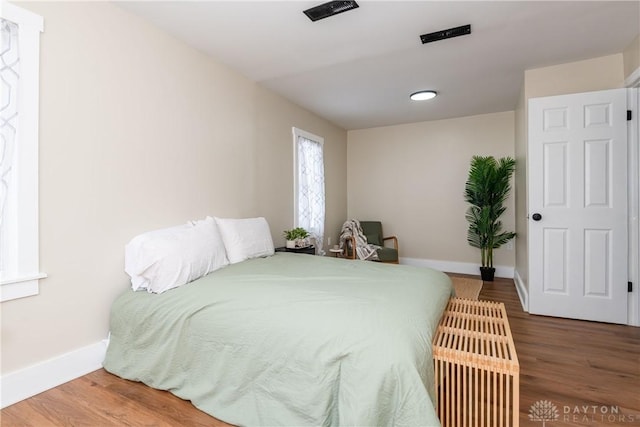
477, 276, 640, 427
1, 276, 639, 426
0, 369, 231, 427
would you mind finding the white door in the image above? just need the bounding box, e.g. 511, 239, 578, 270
528, 89, 628, 324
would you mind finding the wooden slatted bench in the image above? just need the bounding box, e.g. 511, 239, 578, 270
433, 298, 520, 427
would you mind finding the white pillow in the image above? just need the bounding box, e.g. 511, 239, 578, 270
125, 216, 229, 293
215, 217, 275, 264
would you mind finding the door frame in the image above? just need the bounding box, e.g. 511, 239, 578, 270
527, 89, 629, 324
626, 80, 639, 326
521, 80, 639, 326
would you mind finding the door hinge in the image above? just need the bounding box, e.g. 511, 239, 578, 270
629, 281, 633, 292
627, 110, 632, 121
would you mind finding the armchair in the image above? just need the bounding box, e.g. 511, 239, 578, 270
345, 221, 399, 264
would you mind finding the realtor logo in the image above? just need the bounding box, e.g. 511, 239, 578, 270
529, 400, 640, 425
529, 400, 559, 426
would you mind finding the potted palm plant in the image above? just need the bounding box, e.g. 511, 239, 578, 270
464, 156, 516, 281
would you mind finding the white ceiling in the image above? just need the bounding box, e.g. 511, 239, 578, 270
118, 1, 640, 130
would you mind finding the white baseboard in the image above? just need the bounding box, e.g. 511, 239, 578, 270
514, 269, 529, 312
0, 338, 108, 409
400, 257, 514, 278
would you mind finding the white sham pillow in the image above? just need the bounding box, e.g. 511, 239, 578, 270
215, 217, 275, 264
125, 216, 229, 294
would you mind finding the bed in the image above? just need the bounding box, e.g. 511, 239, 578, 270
103, 252, 453, 426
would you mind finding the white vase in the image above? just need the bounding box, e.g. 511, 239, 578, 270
286, 240, 296, 249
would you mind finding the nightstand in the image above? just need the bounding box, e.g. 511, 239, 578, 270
275, 245, 316, 255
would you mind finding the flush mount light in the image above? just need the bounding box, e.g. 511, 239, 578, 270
410, 90, 438, 101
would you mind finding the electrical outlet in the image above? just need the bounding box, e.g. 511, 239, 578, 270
505, 241, 514, 250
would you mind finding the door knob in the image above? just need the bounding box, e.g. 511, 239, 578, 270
532, 213, 542, 221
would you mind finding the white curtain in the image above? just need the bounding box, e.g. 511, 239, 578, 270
0, 19, 19, 225
0, 18, 19, 272
297, 135, 325, 255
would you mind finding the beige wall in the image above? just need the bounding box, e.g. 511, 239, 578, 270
524, 54, 625, 99
623, 35, 640, 81
347, 111, 515, 268
515, 53, 626, 294
1, 2, 346, 374
254, 89, 347, 251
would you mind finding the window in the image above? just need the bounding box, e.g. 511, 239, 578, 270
293, 127, 325, 255
0, 3, 45, 302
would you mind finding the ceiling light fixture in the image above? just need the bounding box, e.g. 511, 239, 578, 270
303, 1, 359, 22
410, 90, 438, 101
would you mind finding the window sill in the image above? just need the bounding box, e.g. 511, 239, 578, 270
0, 273, 47, 302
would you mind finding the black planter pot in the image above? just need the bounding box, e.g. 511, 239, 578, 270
480, 266, 495, 282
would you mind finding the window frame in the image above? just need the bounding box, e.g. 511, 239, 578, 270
0, 2, 46, 302
292, 127, 325, 254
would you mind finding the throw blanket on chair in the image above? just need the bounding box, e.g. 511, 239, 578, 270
339, 219, 379, 261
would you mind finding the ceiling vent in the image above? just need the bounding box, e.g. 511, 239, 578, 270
420, 24, 471, 44
303, 1, 359, 22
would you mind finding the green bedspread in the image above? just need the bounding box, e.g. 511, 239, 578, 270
103, 253, 453, 426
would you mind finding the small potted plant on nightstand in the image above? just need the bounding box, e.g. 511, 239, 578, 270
283, 227, 310, 249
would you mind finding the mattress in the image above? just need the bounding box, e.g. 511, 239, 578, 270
103, 253, 452, 426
